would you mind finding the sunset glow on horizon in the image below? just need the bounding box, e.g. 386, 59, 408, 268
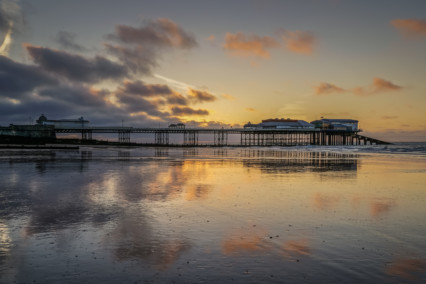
1, 0, 426, 141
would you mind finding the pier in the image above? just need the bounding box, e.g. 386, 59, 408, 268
53, 127, 390, 146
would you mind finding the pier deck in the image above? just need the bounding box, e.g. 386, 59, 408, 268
53, 127, 390, 146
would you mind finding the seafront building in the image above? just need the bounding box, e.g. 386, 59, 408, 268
310, 118, 359, 132
36, 114, 90, 128
244, 118, 314, 130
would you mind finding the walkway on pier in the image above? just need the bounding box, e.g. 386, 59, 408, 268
54, 127, 390, 146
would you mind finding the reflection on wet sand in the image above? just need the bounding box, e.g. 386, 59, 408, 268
386, 257, 426, 282
0, 222, 12, 261
0, 147, 425, 282
107, 215, 190, 270
370, 198, 396, 218
222, 227, 269, 255
242, 151, 358, 176
222, 227, 311, 262
282, 239, 311, 259
314, 193, 342, 211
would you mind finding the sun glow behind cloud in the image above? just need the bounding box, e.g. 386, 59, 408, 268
0, 24, 12, 56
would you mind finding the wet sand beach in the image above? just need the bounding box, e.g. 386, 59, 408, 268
1, 145, 426, 283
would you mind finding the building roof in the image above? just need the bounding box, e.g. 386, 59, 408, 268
311, 118, 358, 123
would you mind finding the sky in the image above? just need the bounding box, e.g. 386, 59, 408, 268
0, 0, 426, 141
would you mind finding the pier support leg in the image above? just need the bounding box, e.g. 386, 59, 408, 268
155, 131, 169, 145
214, 130, 228, 146
184, 131, 198, 146
118, 131, 131, 143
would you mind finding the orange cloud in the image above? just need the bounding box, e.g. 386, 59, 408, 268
391, 19, 426, 38
282, 30, 316, 55
315, 78, 403, 96
245, 107, 256, 112
314, 82, 346, 95
353, 78, 402, 96
372, 77, 402, 92
223, 32, 280, 58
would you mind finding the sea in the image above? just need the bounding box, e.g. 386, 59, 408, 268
1, 142, 425, 283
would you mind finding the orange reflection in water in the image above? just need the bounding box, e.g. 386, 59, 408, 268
222, 228, 269, 255
313, 192, 341, 211
282, 239, 311, 259
386, 257, 426, 281
370, 198, 396, 218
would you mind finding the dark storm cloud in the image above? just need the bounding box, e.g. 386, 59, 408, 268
104, 43, 156, 75
38, 85, 108, 108
171, 106, 209, 116
117, 93, 168, 116
106, 18, 197, 75
0, 55, 57, 97
167, 93, 188, 105
26, 45, 128, 83
53, 30, 86, 51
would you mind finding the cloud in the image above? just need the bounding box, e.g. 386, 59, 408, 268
0, 55, 57, 98
188, 89, 217, 103
117, 93, 168, 116
223, 32, 280, 58
353, 77, 403, 96
1, 16, 223, 126
171, 106, 209, 116
115, 80, 189, 107
106, 18, 197, 75
104, 43, 156, 75
111, 18, 197, 49
153, 73, 197, 92
314, 82, 346, 95
391, 19, 426, 38
166, 93, 188, 105
281, 30, 316, 55
223, 29, 316, 59
53, 31, 86, 51
0, 0, 24, 56
372, 77, 402, 92
314, 78, 403, 96
118, 80, 174, 97
245, 107, 256, 112
26, 44, 128, 83
38, 84, 108, 108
